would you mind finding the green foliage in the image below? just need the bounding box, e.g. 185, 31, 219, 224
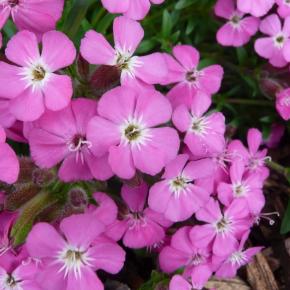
138, 271, 170, 290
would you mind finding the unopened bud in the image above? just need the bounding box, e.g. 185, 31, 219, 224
259, 77, 283, 99
32, 168, 56, 187
77, 54, 89, 80
90, 65, 120, 95
67, 187, 88, 210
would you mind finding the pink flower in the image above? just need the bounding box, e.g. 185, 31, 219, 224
26, 214, 125, 290
5, 121, 27, 143
277, 0, 290, 18
0, 0, 64, 38
86, 192, 122, 241
117, 182, 172, 249
190, 198, 251, 256
254, 14, 290, 68
276, 88, 290, 120
80, 16, 167, 90
228, 128, 269, 178
27, 98, 113, 182
163, 45, 223, 108
0, 126, 19, 184
101, 0, 165, 20
264, 123, 285, 148
0, 30, 76, 121
159, 227, 213, 289
215, 0, 259, 47
148, 154, 213, 222
169, 276, 192, 290
214, 231, 262, 278
237, 0, 275, 17
0, 98, 16, 129
0, 255, 40, 290
87, 86, 179, 179
217, 161, 265, 215
173, 96, 225, 158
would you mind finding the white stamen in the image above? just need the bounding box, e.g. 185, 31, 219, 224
255, 211, 280, 226
185, 69, 204, 88
126, 212, 147, 230
229, 251, 247, 266
232, 182, 249, 197
190, 115, 209, 136
214, 215, 233, 236
229, 13, 242, 29
0, 273, 22, 290
273, 33, 286, 49
114, 47, 143, 79
56, 245, 93, 279
120, 116, 152, 149
168, 175, 191, 198
18, 58, 51, 92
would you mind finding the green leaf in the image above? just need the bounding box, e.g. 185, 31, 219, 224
3, 20, 17, 39
60, 0, 94, 40
138, 271, 169, 290
95, 14, 115, 34
236, 47, 248, 65
281, 198, 290, 234
175, 0, 194, 10
162, 10, 173, 38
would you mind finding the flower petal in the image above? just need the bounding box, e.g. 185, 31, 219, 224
81, 30, 115, 65
41, 31, 76, 71
5, 30, 40, 66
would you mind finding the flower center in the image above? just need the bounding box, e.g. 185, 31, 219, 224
233, 182, 248, 197
6, 276, 17, 287
58, 247, 92, 278
32, 65, 46, 81
229, 251, 246, 266
115, 50, 142, 78
169, 175, 190, 197
189, 253, 205, 266
121, 118, 151, 148
3, 274, 21, 290
274, 34, 285, 48
229, 14, 242, 28
68, 134, 92, 152
127, 211, 147, 229
215, 216, 232, 234
185, 69, 203, 87
230, 15, 240, 24
191, 116, 208, 135
124, 124, 141, 141
116, 53, 131, 70
7, 0, 18, 7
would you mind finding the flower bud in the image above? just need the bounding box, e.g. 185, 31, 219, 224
32, 168, 56, 187
67, 187, 88, 211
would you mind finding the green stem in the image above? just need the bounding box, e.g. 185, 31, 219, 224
267, 161, 290, 181
11, 191, 58, 246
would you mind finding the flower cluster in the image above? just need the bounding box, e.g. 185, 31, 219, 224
0, 1, 273, 290
214, 0, 290, 121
